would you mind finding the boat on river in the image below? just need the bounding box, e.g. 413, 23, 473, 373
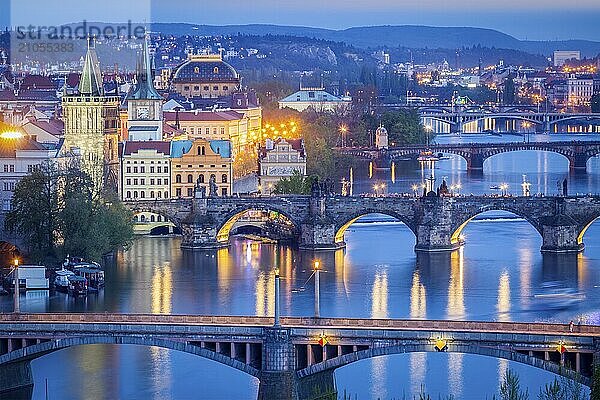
533, 283, 585, 310
67, 275, 88, 296
417, 150, 439, 162
54, 268, 75, 292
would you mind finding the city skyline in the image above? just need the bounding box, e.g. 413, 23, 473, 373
1, 0, 600, 41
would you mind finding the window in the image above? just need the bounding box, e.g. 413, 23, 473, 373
126, 191, 131, 199
150, 191, 154, 198
133, 167, 138, 173
197, 174, 204, 183
198, 146, 205, 155
164, 166, 168, 173
157, 166, 161, 173
221, 188, 228, 196
133, 179, 138, 185
184, 86, 190, 91
213, 67, 219, 74
140, 191, 145, 199
210, 174, 216, 182
213, 86, 219, 91
221, 174, 228, 183
126, 179, 131, 185
157, 191, 162, 198
150, 167, 154, 173
150, 214, 155, 222
9, 165, 14, 172
150, 179, 155, 185
3, 165, 7, 172
205, 128, 210, 135
220, 127, 225, 135
176, 174, 181, 183
157, 178, 161, 185
194, 67, 199, 73
187, 188, 193, 197
194, 86, 199, 91
140, 179, 145, 185
126, 167, 131, 173
164, 191, 169, 198
140, 167, 145, 173
203, 86, 209, 91
187, 174, 193, 183
2, 199, 10, 211
223, 86, 228, 91
133, 191, 138, 198
176, 188, 181, 197
140, 215, 146, 222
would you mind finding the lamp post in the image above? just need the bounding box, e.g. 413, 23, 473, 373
13, 258, 19, 314
314, 261, 321, 319
274, 269, 281, 327
412, 184, 419, 198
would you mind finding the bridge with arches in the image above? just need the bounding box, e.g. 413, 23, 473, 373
418, 111, 600, 134
0, 313, 599, 399
337, 141, 600, 172
123, 195, 600, 253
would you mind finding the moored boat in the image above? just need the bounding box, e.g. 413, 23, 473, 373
67, 275, 88, 296
54, 268, 75, 292
417, 150, 440, 162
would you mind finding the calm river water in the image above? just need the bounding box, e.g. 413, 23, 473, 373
2, 133, 600, 399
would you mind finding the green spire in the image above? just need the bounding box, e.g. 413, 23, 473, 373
128, 35, 162, 100
79, 36, 104, 96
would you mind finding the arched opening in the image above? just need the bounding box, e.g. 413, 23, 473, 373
483, 150, 570, 174
577, 216, 600, 245
23, 342, 259, 399
334, 350, 588, 399
335, 213, 415, 245
132, 212, 181, 236
216, 208, 298, 244
451, 210, 541, 247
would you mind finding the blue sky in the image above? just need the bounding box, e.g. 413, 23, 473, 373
2, 0, 600, 41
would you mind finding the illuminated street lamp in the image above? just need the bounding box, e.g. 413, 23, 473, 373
314, 260, 321, 318
412, 184, 420, 197
13, 258, 19, 314
339, 124, 349, 148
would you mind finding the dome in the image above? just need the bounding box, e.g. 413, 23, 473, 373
376, 125, 388, 135
172, 54, 239, 84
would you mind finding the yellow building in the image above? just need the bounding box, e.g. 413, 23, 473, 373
61, 40, 120, 192
164, 110, 251, 156
170, 139, 232, 198
119, 141, 171, 201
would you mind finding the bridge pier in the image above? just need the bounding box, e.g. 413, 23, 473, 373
0, 360, 33, 395
299, 196, 344, 251
570, 154, 589, 173
541, 222, 584, 253
414, 196, 462, 252
466, 153, 484, 172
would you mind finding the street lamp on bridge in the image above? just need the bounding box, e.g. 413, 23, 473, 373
13, 257, 19, 314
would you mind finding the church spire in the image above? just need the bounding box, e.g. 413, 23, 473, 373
128, 35, 162, 100
79, 36, 104, 96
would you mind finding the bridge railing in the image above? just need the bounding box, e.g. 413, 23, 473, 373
1, 314, 599, 336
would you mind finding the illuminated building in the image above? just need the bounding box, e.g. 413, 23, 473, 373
170, 139, 232, 198
170, 53, 240, 99
258, 138, 306, 194
119, 141, 171, 201
278, 85, 351, 112
553, 51, 581, 67
60, 39, 120, 193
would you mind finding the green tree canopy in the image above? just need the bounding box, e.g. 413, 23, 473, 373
272, 171, 315, 195
6, 162, 134, 263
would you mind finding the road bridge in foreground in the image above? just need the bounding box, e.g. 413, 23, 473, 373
1, 314, 599, 399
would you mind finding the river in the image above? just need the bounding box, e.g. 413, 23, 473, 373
2, 133, 600, 399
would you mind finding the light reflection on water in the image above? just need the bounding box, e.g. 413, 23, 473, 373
1, 136, 599, 399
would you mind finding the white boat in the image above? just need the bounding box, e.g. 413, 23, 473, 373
533, 286, 585, 310
417, 151, 440, 162
10, 265, 49, 290
54, 268, 75, 292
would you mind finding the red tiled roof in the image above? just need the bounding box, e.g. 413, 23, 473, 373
122, 141, 171, 156
20, 75, 56, 90
25, 119, 64, 137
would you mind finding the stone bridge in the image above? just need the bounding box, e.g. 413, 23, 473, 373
0, 314, 598, 399
125, 195, 600, 253
337, 141, 600, 172
419, 111, 600, 133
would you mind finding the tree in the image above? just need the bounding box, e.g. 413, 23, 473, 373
6, 162, 133, 263
5, 162, 59, 261
273, 171, 315, 195
503, 75, 516, 105
499, 370, 529, 400
591, 94, 600, 113
538, 379, 563, 400
591, 364, 600, 400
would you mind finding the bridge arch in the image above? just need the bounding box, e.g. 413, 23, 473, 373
334, 211, 417, 245
450, 208, 541, 246
482, 148, 572, 171
577, 215, 600, 245
216, 205, 300, 244
0, 335, 260, 378
298, 343, 589, 386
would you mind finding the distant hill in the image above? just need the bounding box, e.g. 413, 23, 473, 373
151, 23, 600, 57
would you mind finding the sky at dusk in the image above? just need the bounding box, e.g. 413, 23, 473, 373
1, 0, 600, 41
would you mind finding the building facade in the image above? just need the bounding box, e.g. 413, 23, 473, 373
170, 54, 240, 99
279, 86, 351, 112
170, 139, 232, 198
258, 138, 306, 194
119, 141, 171, 201
61, 40, 120, 193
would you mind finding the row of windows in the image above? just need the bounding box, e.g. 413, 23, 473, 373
126, 178, 169, 186
174, 174, 227, 184
181, 127, 226, 136
174, 164, 226, 168
175, 187, 228, 197
125, 191, 169, 199
134, 214, 166, 223
3, 182, 15, 191
126, 166, 169, 174
125, 160, 168, 164
3, 165, 14, 173
183, 85, 229, 91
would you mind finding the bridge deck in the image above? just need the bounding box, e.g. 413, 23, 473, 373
0, 314, 597, 337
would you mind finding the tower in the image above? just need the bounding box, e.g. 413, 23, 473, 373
61, 38, 120, 193
126, 37, 164, 141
